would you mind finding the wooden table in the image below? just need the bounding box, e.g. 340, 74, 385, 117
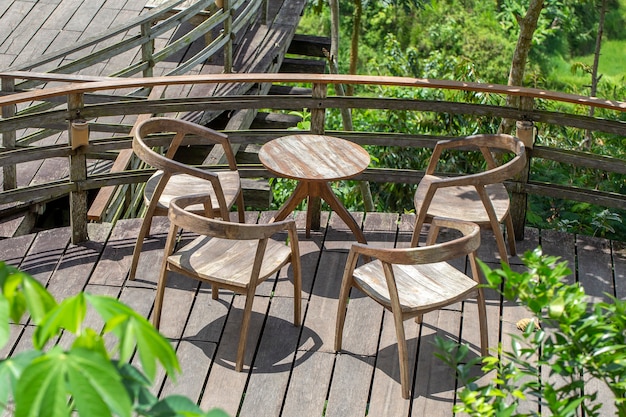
259, 134, 370, 243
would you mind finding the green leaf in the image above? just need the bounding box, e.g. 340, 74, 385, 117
85, 294, 179, 381
15, 347, 70, 417
15, 347, 132, 417
0, 297, 9, 349
206, 410, 230, 417
116, 362, 158, 413
72, 328, 108, 357
21, 275, 57, 324
33, 294, 86, 349
0, 351, 41, 409
135, 319, 179, 381
4, 272, 27, 324
149, 395, 222, 417
549, 296, 565, 319
65, 348, 132, 417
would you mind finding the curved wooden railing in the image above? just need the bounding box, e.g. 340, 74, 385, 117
0, 72, 625, 243
1, 0, 267, 152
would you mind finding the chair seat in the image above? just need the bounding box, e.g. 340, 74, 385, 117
168, 235, 293, 287
415, 175, 510, 225
353, 260, 478, 314
145, 170, 241, 212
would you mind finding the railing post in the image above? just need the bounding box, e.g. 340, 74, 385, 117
308, 82, 328, 230
310, 82, 327, 134
511, 115, 535, 241
141, 22, 155, 78
68, 93, 89, 244
1, 77, 17, 190
223, 0, 233, 73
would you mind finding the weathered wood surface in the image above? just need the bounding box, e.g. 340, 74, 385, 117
0, 209, 623, 416
0, 0, 306, 236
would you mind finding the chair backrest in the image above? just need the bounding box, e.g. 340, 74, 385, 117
168, 194, 297, 241
133, 117, 238, 173
425, 133, 526, 185
351, 217, 480, 266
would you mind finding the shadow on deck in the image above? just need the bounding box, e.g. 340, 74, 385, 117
1, 209, 624, 416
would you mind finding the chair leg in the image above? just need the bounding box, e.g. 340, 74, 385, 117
392, 312, 411, 399
153, 266, 169, 330
292, 259, 302, 328
236, 193, 245, 223
334, 285, 349, 352
505, 213, 517, 257
129, 214, 154, 281
335, 253, 357, 352
493, 225, 510, 266
476, 187, 510, 265
236, 289, 256, 372
476, 287, 489, 356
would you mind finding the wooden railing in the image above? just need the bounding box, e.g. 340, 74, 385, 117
1, 0, 266, 159
0, 73, 625, 243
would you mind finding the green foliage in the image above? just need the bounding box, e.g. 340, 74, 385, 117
291, 0, 626, 239
437, 248, 626, 416
0, 262, 226, 417
287, 110, 311, 131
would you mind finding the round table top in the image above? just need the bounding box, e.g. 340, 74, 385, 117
258, 134, 371, 181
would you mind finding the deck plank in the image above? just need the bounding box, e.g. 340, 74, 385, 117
238, 296, 303, 417
89, 218, 141, 286
577, 234, 616, 415
281, 350, 334, 416
614, 241, 626, 299
0, 209, 624, 416
325, 353, 375, 417
45, 222, 112, 300
411, 308, 461, 416
0, 233, 35, 267
19, 227, 70, 287
160, 340, 216, 403
199, 295, 270, 415
367, 214, 416, 416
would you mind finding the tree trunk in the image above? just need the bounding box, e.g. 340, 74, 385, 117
329, 0, 339, 61
347, 0, 362, 96
499, 0, 544, 134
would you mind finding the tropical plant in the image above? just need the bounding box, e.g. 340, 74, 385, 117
437, 248, 626, 417
0, 262, 228, 417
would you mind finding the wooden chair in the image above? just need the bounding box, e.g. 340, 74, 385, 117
129, 117, 245, 280
411, 134, 526, 265
155, 194, 302, 371
335, 218, 488, 399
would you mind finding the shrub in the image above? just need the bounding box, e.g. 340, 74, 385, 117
437, 248, 626, 417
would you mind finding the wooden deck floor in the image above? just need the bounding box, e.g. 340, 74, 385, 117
1, 209, 624, 416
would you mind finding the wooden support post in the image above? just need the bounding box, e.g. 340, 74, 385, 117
141, 22, 155, 78
223, 0, 233, 73
68, 93, 89, 244
308, 82, 327, 230
511, 119, 535, 241
1, 77, 16, 190
310, 83, 327, 134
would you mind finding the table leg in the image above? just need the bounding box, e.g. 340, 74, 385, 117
316, 182, 367, 244
271, 181, 310, 222
273, 180, 367, 244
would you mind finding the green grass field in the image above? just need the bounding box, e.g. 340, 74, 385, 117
546, 39, 626, 96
